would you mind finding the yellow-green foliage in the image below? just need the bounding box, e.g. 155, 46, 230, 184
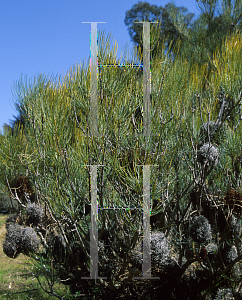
0, 29, 242, 238
0, 28, 242, 298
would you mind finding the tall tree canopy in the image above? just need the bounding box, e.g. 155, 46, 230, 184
124, 1, 195, 61
124, 0, 242, 68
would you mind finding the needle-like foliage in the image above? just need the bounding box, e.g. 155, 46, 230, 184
0, 28, 242, 299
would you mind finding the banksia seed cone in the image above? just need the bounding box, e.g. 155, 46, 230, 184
199, 121, 227, 144
151, 231, 170, 267
26, 203, 43, 225
130, 231, 171, 269
3, 224, 23, 258
222, 244, 238, 265
21, 226, 40, 254
230, 215, 241, 238
206, 243, 218, 259
3, 224, 40, 258
197, 143, 219, 166
190, 215, 212, 243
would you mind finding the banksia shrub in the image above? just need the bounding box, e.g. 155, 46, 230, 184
26, 203, 43, 225
197, 143, 219, 166
190, 215, 212, 243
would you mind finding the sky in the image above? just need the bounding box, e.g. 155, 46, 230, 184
0, 0, 200, 130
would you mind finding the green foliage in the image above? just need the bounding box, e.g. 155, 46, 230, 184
0, 26, 242, 298
124, 1, 195, 61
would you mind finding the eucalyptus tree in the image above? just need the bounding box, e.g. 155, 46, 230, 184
9, 102, 28, 134
124, 1, 195, 62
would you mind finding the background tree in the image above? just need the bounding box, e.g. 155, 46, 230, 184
124, 1, 195, 62
9, 102, 28, 134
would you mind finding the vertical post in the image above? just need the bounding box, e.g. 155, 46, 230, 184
143, 22, 151, 137
82, 165, 107, 280
143, 165, 151, 278
90, 23, 98, 136
90, 165, 98, 279
135, 21, 158, 136
82, 22, 106, 136
135, 165, 159, 279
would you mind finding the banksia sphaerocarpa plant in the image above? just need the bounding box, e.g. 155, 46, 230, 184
1, 29, 242, 299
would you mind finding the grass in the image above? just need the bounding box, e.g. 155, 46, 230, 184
0, 214, 69, 300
